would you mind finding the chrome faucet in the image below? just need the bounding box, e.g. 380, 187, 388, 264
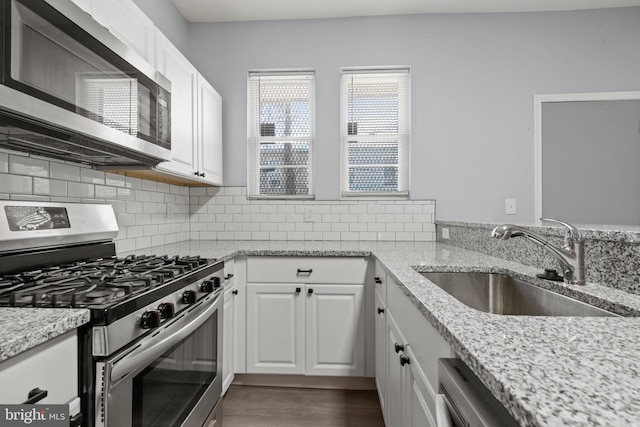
491, 218, 585, 285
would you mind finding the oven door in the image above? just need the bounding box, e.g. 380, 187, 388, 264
96, 292, 223, 427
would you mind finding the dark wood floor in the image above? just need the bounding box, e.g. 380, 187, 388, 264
222, 385, 385, 426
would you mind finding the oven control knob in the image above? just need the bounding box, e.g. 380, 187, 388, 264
140, 310, 161, 329
182, 290, 197, 305
157, 302, 175, 319
201, 277, 221, 293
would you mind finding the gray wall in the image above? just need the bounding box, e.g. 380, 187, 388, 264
183, 8, 640, 224
133, 0, 189, 53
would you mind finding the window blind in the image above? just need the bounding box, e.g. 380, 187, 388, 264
340, 69, 410, 197
248, 71, 315, 199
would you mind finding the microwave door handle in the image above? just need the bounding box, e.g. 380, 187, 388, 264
109, 294, 221, 385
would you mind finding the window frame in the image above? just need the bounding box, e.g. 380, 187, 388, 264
247, 70, 316, 200
339, 67, 411, 199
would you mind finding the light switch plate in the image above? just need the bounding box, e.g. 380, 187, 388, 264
442, 227, 450, 239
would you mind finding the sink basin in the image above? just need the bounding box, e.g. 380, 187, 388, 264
420, 271, 617, 317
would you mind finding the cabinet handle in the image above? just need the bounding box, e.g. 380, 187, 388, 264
374, 277, 382, 284
232, 290, 238, 295
225, 274, 234, 280
194, 171, 199, 176
23, 387, 48, 404
295, 287, 301, 294
394, 343, 405, 353
297, 269, 313, 275
377, 307, 385, 314
200, 172, 206, 177
400, 355, 411, 366
307, 288, 314, 295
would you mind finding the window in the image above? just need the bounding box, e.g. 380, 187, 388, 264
248, 71, 315, 199
340, 69, 410, 197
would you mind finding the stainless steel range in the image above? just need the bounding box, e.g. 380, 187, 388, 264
0, 201, 224, 427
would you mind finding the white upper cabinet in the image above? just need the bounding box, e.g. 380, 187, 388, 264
70, 0, 92, 14
155, 30, 198, 177
196, 76, 223, 185
91, 0, 155, 64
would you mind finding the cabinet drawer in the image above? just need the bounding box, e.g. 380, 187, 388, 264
0, 331, 77, 404
247, 257, 367, 284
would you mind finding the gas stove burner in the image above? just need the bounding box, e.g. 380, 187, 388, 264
84, 290, 118, 304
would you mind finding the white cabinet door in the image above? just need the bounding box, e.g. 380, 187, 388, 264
374, 289, 387, 419
155, 30, 198, 177
91, 0, 155, 64
223, 283, 236, 393
197, 76, 223, 185
246, 283, 304, 374
0, 331, 77, 404
405, 346, 437, 427
71, 0, 91, 13
385, 311, 407, 427
305, 284, 365, 376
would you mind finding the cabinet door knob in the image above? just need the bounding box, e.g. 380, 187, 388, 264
400, 355, 411, 366
295, 287, 301, 294
23, 387, 48, 404
307, 288, 314, 295
374, 277, 382, 284
232, 289, 238, 295
394, 343, 405, 353
377, 307, 385, 314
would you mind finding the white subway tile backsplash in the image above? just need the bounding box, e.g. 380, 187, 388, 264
11, 194, 49, 202
0, 153, 8, 173
80, 169, 105, 185
1, 173, 32, 193
33, 178, 67, 196
95, 185, 116, 198
10, 155, 49, 177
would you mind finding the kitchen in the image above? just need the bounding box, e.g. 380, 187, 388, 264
1, 0, 640, 426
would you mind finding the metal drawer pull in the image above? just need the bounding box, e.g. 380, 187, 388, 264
232, 290, 238, 295
377, 307, 385, 314
374, 277, 382, 284
297, 269, 313, 275
395, 343, 405, 353
225, 274, 234, 280
23, 387, 48, 404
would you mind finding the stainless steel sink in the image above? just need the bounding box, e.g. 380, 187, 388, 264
420, 271, 617, 317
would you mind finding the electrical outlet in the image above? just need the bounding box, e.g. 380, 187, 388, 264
442, 228, 450, 239
304, 208, 313, 222
505, 198, 517, 215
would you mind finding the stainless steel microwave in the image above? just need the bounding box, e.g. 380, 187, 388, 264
0, 0, 171, 166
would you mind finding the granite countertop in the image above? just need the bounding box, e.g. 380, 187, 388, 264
0, 308, 90, 362
123, 239, 640, 427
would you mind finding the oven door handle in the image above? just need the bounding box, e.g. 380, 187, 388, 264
109, 294, 221, 384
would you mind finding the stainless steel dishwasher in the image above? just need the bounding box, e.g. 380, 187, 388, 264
436, 359, 520, 427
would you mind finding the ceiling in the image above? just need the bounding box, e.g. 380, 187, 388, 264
171, 0, 640, 23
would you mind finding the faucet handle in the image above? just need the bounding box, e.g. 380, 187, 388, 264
540, 218, 582, 243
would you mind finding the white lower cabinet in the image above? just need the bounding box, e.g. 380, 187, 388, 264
246, 283, 305, 374
305, 284, 365, 376
0, 331, 78, 405
222, 258, 239, 394
246, 282, 365, 376
376, 277, 454, 427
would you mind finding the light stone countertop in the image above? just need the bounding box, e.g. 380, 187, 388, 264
121, 240, 640, 427
0, 308, 90, 362
2, 240, 639, 426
